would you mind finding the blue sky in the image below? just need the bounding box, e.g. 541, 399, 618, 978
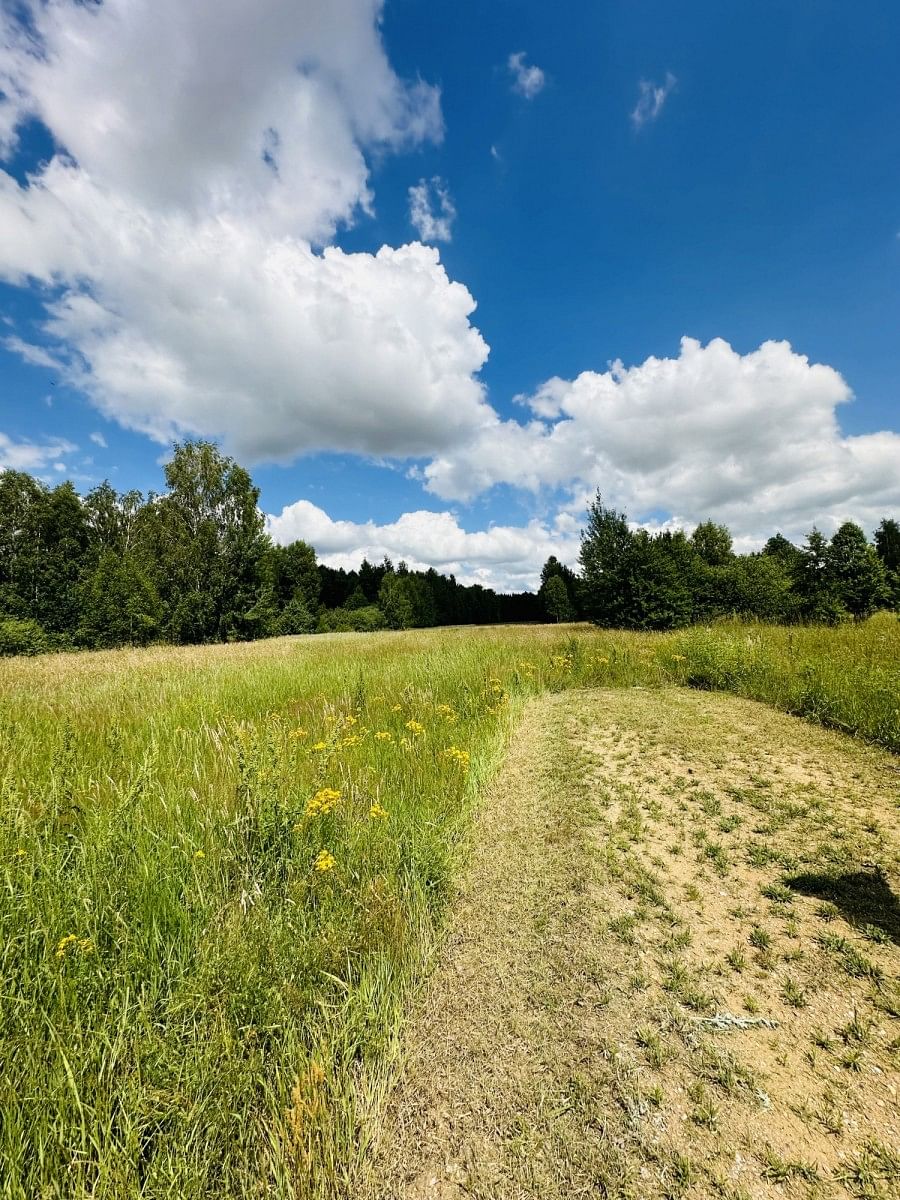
0, 1, 898, 589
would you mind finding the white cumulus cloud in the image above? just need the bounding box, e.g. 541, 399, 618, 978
408, 176, 456, 243
423, 337, 900, 546
0, 431, 76, 472
89, 431, 107, 448
266, 500, 579, 592
508, 52, 545, 100
631, 72, 677, 129
0, 1, 496, 463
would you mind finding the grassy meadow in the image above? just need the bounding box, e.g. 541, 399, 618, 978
0, 616, 898, 1198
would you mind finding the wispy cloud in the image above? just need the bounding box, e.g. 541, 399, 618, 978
89, 431, 108, 448
631, 71, 677, 129
408, 176, 456, 242
508, 51, 545, 100
3, 336, 64, 371
0, 431, 76, 472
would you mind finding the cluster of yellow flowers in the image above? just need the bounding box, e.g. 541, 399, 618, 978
313, 850, 336, 873
405, 719, 425, 736
55, 934, 93, 960
391, 703, 403, 713
551, 654, 574, 669
290, 727, 308, 739
312, 740, 328, 752
369, 802, 389, 821
442, 746, 470, 768
193, 849, 205, 860
341, 734, 362, 748
435, 703, 456, 721
305, 787, 342, 817
672, 653, 687, 662
374, 730, 393, 742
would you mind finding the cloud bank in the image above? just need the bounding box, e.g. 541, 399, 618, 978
424, 337, 900, 547
0, 0, 491, 461
267, 501, 579, 592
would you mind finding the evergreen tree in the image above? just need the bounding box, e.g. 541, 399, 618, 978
579, 494, 634, 626
874, 518, 900, 610
542, 574, 574, 622
825, 522, 888, 618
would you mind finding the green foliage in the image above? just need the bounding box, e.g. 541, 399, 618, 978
826, 522, 889, 618
691, 520, 733, 566
77, 550, 161, 647
0, 616, 50, 656
542, 574, 574, 622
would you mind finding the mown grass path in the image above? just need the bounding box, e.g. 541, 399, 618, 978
368, 688, 900, 1200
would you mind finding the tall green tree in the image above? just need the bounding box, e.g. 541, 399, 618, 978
0, 470, 47, 618
579, 494, 634, 627
542, 574, 574, 622
825, 522, 888, 618
874, 518, 900, 610
32, 482, 89, 637
77, 549, 162, 647
795, 529, 843, 622
153, 441, 269, 642
691, 521, 733, 567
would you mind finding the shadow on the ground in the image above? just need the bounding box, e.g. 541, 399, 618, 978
786, 866, 900, 945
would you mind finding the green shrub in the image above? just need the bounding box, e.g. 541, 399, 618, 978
0, 616, 50, 657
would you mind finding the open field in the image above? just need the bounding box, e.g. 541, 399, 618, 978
1, 618, 898, 1197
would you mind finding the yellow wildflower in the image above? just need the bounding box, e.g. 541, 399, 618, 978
435, 703, 455, 717
313, 850, 336, 873
305, 788, 342, 817
369, 802, 389, 821
442, 746, 470, 768
672, 654, 687, 662
343, 713, 357, 727
193, 849, 206, 860
391, 704, 403, 712
405, 719, 425, 735
55, 934, 78, 959
311, 740, 328, 751
341, 734, 361, 748
14, 848, 26, 859
374, 730, 393, 741
290, 728, 308, 739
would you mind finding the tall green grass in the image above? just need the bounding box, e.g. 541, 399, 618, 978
0, 618, 897, 1197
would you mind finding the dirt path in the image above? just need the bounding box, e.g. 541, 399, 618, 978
366, 688, 900, 1200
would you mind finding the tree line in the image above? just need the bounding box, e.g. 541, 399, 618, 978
545, 493, 899, 630
0, 441, 541, 654
1, 444, 897, 654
